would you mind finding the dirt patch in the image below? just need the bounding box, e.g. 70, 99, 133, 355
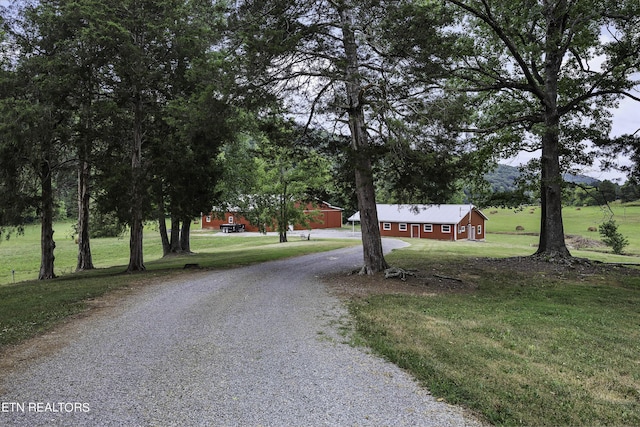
325, 267, 479, 299
325, 256, 640, 299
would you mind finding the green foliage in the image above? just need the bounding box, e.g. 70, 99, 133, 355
70, 209, 126, 239
250, 119, 332, 241
599, 219, 629, 255
620, 180, 640, 203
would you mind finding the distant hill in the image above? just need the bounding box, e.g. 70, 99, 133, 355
485, 164, 600, 192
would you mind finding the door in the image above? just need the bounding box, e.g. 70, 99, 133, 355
411, 224, 420, 238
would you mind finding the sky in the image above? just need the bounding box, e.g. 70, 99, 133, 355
502, 98, 638, 184
1, 0, 636, 182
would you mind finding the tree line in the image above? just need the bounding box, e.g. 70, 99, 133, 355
0, 0, 639, 280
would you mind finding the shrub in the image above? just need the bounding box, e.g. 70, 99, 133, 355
598, 220, 629, 255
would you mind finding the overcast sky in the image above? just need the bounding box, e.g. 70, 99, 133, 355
503, 98, 638, 183
1, 1, 636, 181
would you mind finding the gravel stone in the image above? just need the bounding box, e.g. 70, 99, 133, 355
0, 240, 484, 426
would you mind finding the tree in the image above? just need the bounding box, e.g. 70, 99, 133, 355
254, 119, 331, 242
154, 92, 234, 255
620, 180, 640, 203
1, 1, 82, 279
434, 0, 640, 259
91, 0, 227, 271
231, 0, 467, 273
64, 1, 119, 272
598, 180, 619, 204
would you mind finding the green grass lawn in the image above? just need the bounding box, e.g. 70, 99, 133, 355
0, 222, 357, 285
486, 203, 640, 255
3, 210, 640, 426
347, 232, 640, 426
0, 223, 359, 347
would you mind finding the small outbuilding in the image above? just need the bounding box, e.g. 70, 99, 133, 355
348, 204, 487, 241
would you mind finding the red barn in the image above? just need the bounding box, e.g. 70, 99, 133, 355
348, 204, 487, 241
201, 201, 343, 232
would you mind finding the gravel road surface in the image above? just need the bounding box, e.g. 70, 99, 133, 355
0, 240, 484, 426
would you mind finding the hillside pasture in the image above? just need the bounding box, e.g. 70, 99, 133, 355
336, 236, 640, 426
485, 204, 640, 258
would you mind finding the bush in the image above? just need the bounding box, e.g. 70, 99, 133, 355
598, 220, 629, 255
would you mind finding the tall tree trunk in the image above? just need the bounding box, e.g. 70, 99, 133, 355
39, 155, 56, 280
158, 201, 171, 257
535, 0, 571, 259
128, 213, 145, 272
339, 5, 388, 274
180, 219, 192, 253
170, 216, 182, 253
76, 148, 94, 271
127, 100, 145, 272
279, 190, 288, 243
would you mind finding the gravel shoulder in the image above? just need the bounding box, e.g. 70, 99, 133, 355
0, 240, 485, 426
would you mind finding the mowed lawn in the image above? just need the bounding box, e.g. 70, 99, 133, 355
486, 203, 640, 256
2, 206, 640, 426
346, 204, 640, 426
0, 223, 359, 347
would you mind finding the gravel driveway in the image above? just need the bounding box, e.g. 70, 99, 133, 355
0, 240, 483, 426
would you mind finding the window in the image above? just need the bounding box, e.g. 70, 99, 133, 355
423, 224, 433, 232
383, 222, 391, 231
477, 225, 482, 235
228, 216, 234, 224
441, 225, 451, 233
205, 216, 211, 223
460, 225, 466, 234
399, 223, 407, 232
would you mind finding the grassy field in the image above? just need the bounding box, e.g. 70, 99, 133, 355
349, 261, 640, 426
2, 207, 640, 426
486, 203, 640, 255
343, 204, 640, 426
0, 222, 356, 285
0, 223, 359, 347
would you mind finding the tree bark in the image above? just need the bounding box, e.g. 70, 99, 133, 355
128, 214, 145, 272
180, 219, 192, 253
170, 216, 182, 253
127, 99, 146, 272
339, 5, 388, 274
535, 0, 571, 259
39, 155, 56, 280
76, 152, 94, 271
158, 209, 171, 257
279, 190, 288, 243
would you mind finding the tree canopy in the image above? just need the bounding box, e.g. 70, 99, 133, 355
431, 0, 640, 258
1, 0, 639, 281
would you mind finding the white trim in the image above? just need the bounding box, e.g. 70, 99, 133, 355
399, 223, 408, 232
383, 222, 391, 231
424, 224, 433, 232
441, 224, 451, 233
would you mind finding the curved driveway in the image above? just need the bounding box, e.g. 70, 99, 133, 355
0, 240, 483, 426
